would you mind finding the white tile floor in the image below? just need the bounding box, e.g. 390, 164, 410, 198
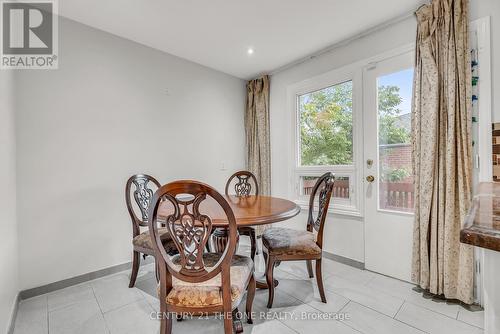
13, 242, 484, 334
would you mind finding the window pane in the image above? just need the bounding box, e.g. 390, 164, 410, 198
377, 69, 414, 213
300, 176, 350, 200
299, 81, 353, 166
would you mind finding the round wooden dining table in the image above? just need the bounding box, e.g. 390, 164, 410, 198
160, 194, 300, 226
159, 194, 301, 288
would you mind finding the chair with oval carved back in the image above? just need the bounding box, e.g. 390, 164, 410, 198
148, 180, 256, 334
125, 174, 176, 288
262, 172, 335, 308
225, 171, 259, 261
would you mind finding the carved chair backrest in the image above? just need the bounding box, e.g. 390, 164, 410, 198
225, 171, 259, 197
125, 174, 161, 236
306, 172, 335, 248
148, 180, 237, 284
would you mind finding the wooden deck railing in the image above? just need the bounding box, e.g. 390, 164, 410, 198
303, 179, 350, 199
303, 179, 414, 212
379, 182, 414, 212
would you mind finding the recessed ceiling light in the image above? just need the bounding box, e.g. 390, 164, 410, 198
247, 48, 254, 55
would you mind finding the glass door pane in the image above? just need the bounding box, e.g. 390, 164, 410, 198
377, 69, 414, 213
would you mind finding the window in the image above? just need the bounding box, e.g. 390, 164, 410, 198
290, 69, 361, 216
298, 81, 353, 166
377, 69, 414, 213
288, 48, 415, 218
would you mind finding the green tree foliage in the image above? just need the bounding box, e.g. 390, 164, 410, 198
299, 83, 410, 166
300, 82, 353, 166
378, 85, 411, 145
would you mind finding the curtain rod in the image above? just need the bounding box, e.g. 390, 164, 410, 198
267, 9, 419, 77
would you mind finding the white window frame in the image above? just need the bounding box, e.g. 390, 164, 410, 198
287, 64, 364, 217
470, 15, 492, 307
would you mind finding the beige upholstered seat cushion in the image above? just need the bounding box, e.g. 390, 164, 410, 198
163, 253, 253, 307
132, 228, 175, 252
262, 227, 321, 256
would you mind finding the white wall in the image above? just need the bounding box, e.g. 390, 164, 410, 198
270, 0, 498, 263
0, 71, 19, 331
15, 17, 246, 290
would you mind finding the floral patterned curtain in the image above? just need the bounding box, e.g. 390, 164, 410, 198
245, 75, 271, 234
411, 0, 474, 304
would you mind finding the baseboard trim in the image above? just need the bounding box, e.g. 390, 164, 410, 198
19, 252, 362, 300
7, 292, 20, 334
323, 251, 365, 270
19, 257, 154, 300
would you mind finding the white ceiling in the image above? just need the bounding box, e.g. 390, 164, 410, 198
59, 0, 424, 79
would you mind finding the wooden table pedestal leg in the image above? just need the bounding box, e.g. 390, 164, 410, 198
210, 227, 278, 290
210, 227, 239, 252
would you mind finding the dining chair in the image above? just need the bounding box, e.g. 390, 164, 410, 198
125, 174, 176, 288
225, 171, 259, 261
148, 180, 256, 334
262, 172, 335, 308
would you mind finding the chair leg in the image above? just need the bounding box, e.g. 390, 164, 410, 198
255, 236, 261, 255
155, 259, 161, 283
160, 316, 172, 334
315, 259, 327, 303
246, 274, 256, 324
159, 302, 172, 334
249, 229, 257, 261
129, 251, 140, 288
266, 256, 276, 308
232, 308, 243, 333
306, 260, 314, 278
223, 307, 233, 334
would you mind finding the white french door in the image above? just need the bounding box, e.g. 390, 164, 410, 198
363, 51, 415, 282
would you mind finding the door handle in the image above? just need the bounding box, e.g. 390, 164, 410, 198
366, 175, 375, 183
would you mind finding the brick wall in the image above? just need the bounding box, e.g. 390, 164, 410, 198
379, 143, 412, 182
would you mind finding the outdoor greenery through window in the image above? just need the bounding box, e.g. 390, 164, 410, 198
377, 68, 414, 212
293, 60, 414, 215
299, 81, 353, 166
297, 80, 354, 207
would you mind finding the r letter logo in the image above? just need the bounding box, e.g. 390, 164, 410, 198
1, 0, 58, 69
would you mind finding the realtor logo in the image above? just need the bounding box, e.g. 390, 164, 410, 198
1, 0, 58, 69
